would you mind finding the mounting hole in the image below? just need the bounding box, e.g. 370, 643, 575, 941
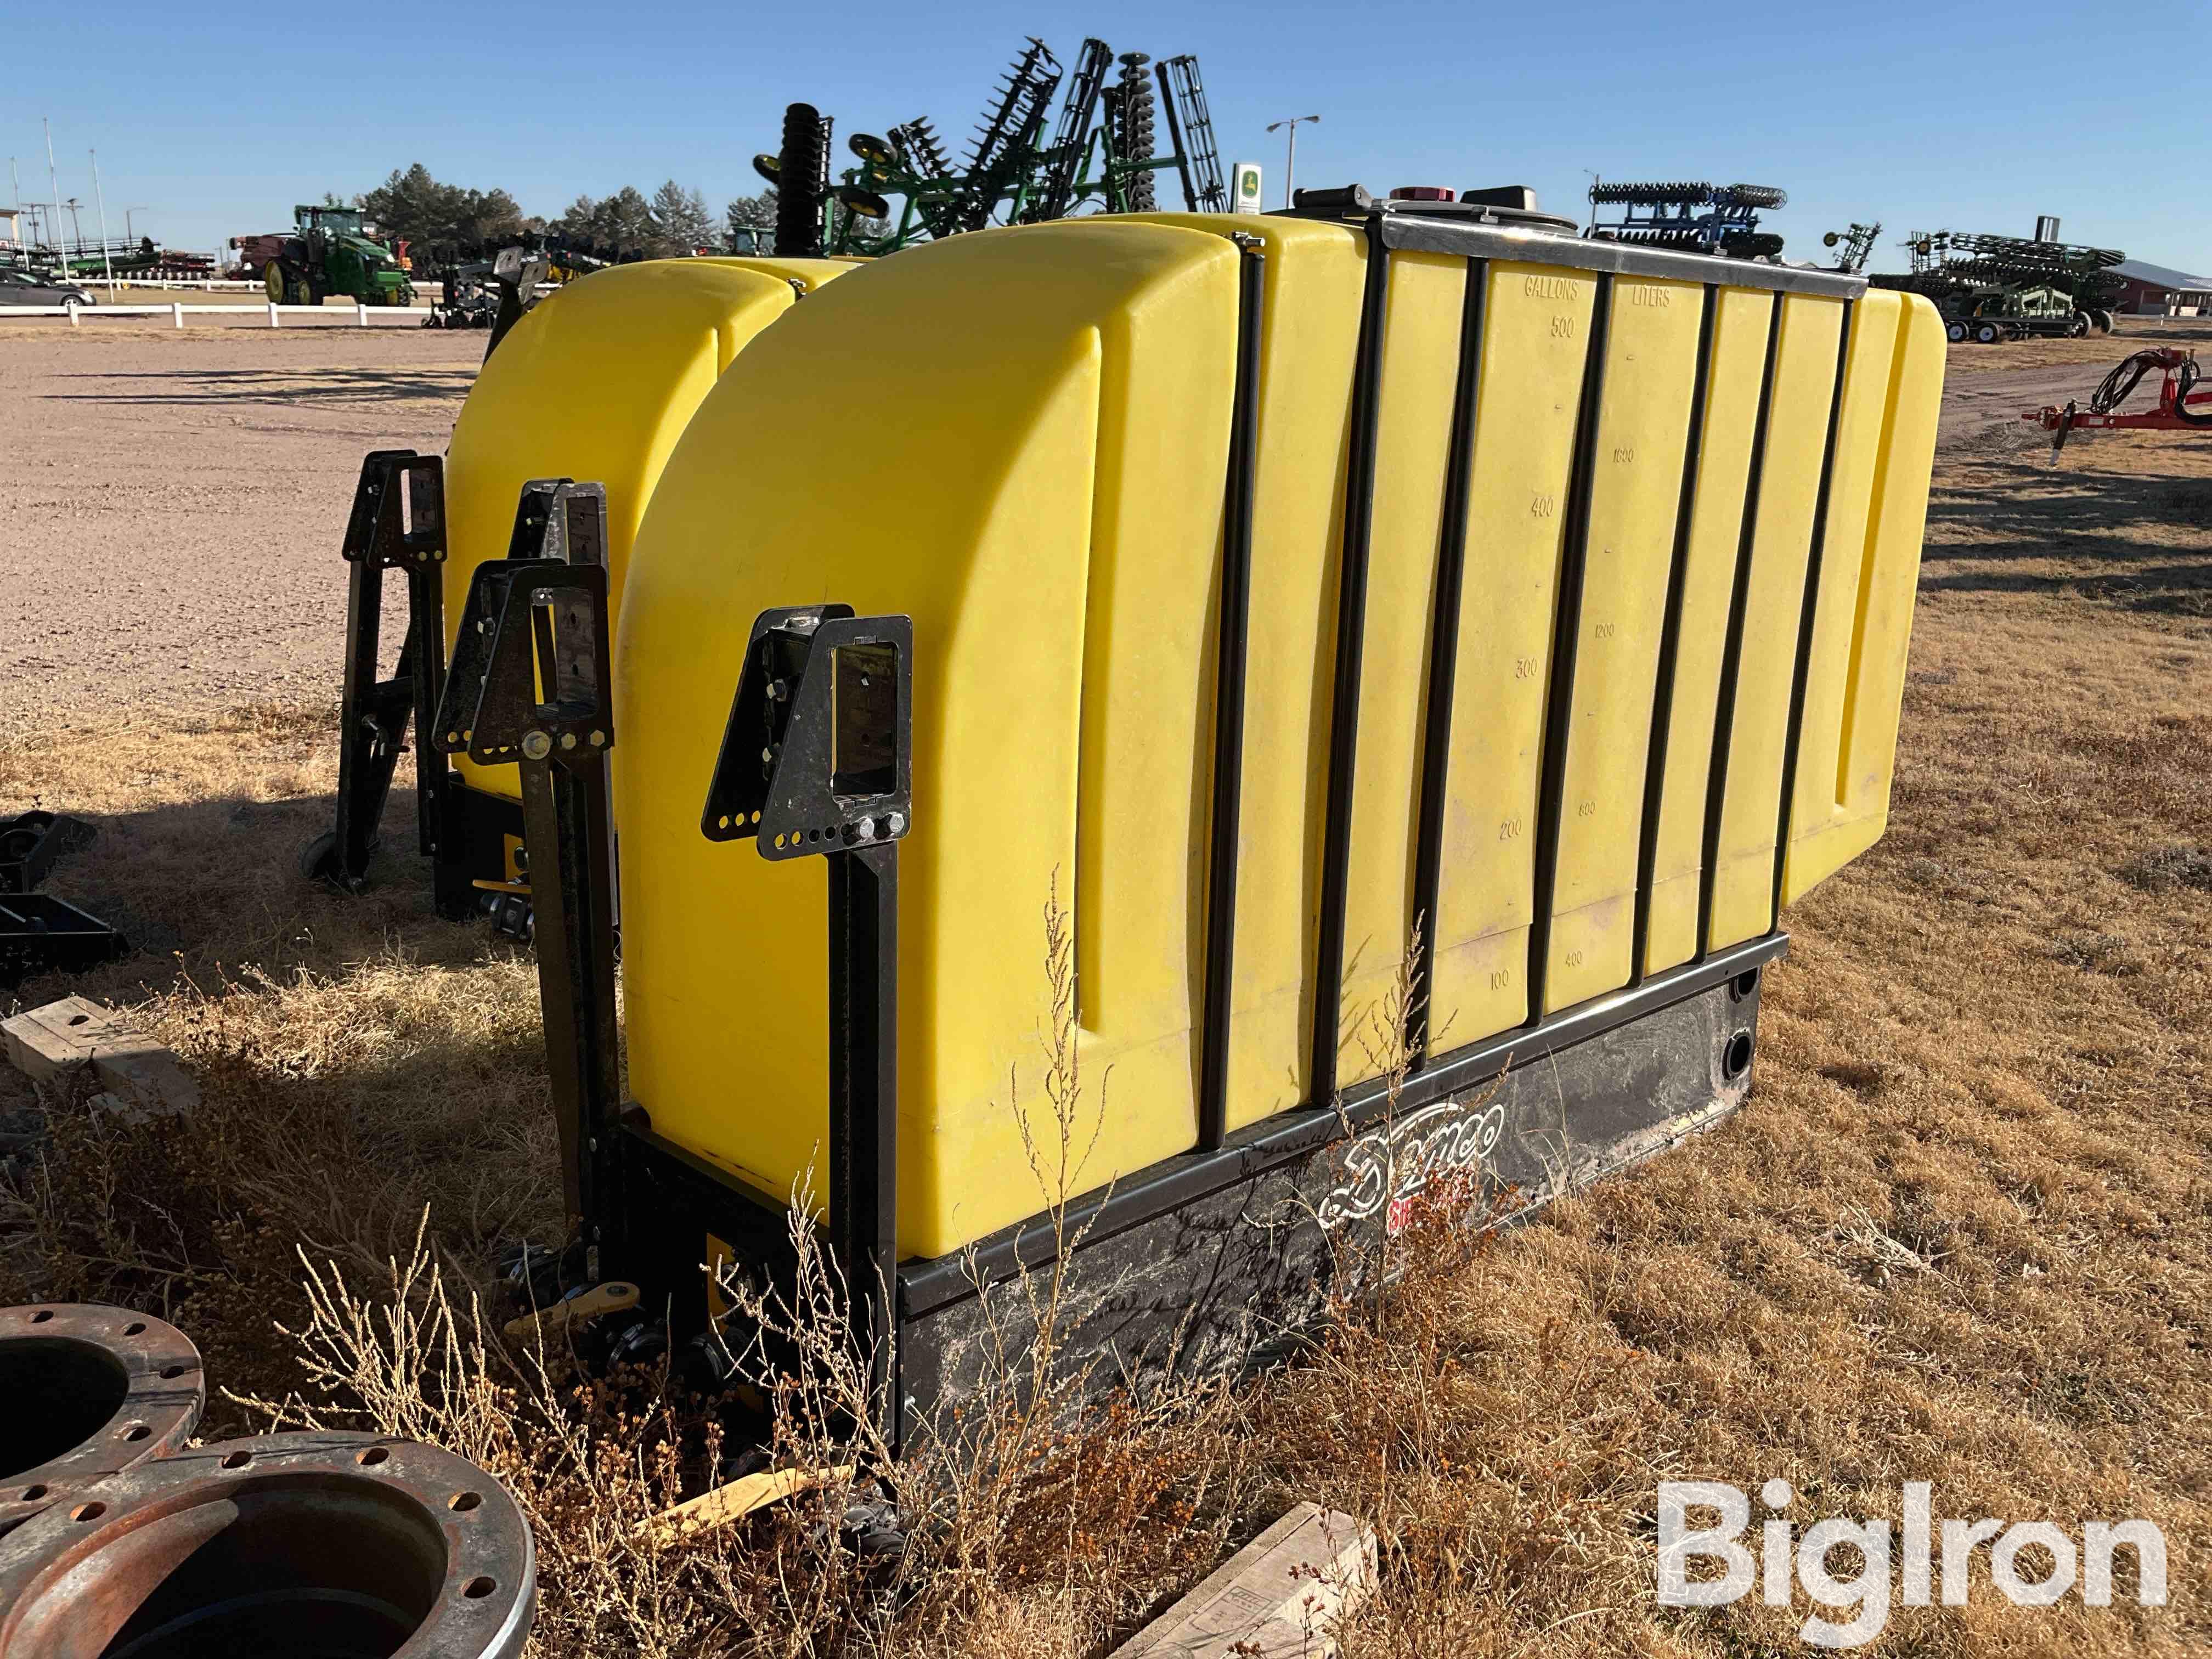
717, 816, 730, 830
159, 1364, 189, 1380
66, 1016, 88, 1028
221, 1450, 251, 1469
20, 1485, 47, 1502
1729, 969, 1759, 1002
71, 1502, 105, 1522
463, 1577, 496, 1600
1723, 1030, 1754, 1080
122, 1424, 151, 1443
356, 1446, 390, 1466
29, 1311, 53, 1324
449, 1491, 482, 1513
122, 1322, 146, 1336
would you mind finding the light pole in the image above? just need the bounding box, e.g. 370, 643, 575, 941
1265, 115, 1321, 210
43, 119, 63, 262
89, 150, 114, 290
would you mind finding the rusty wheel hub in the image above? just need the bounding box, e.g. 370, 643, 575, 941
0, 1430, 535, 1658
0, 1304, 204, 1539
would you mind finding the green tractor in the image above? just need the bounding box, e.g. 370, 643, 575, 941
262, 205, 414, 307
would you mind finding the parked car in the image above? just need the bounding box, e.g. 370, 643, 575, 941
0, 269, 96, 308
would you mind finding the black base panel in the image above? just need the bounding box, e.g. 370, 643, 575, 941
898, 972, 1762, 1418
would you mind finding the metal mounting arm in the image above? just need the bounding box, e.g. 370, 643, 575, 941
703, 605, 913, 1447
433, 555, 619, 1241
304, 450, 449, 898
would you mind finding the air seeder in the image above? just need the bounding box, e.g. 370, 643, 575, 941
317, 182, 1944, 1438
756, 36, 1230, 258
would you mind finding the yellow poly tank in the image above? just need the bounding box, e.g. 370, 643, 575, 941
615, 214, 1945, 1259
442, 256, 853, 804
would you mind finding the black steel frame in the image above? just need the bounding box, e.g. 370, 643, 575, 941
313, 465, 608, 923
1630, 284, 1720, 983
1697, 293, 1787, 959
1195, 235, 1266, 1152
308, 450, 455, 903
432, 554, 620, 1232
1306, 212, 1393, 1108
1407, 257, 1488, 1064
1524, 273, 1616, 1019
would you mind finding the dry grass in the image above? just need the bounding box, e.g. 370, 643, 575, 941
3, 412, 2209, 1652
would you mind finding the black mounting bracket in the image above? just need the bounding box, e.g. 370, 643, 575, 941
307, 465, 608, 922
503, 478, 608, 569
486, 247, 551, 359
304, 450, 455, 902
433, 556, 619, 1237
702, 607, 913, 859
701, 605, 914, 1449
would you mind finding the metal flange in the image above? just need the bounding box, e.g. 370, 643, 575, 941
0, 1431, 535, 1658
0, 1304, 204, 1538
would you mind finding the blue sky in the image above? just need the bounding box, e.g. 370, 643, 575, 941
8, 2, 2204, 274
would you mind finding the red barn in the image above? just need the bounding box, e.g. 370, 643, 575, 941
2110, 259, 2212, 317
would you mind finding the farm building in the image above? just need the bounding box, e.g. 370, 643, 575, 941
2109, 258, 2212, 315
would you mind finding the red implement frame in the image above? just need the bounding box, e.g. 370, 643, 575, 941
2028, 347, 2212, 459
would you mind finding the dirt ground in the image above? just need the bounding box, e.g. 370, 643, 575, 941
2, 315, 2206, 1655
0, 330, 478, 727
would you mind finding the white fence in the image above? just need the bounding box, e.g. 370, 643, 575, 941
96, 279, 273, 291
7, 302, 428, 328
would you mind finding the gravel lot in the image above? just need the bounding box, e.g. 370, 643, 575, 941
1, 329, 480, 729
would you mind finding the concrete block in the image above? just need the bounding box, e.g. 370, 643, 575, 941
0, 997, 199, 1116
